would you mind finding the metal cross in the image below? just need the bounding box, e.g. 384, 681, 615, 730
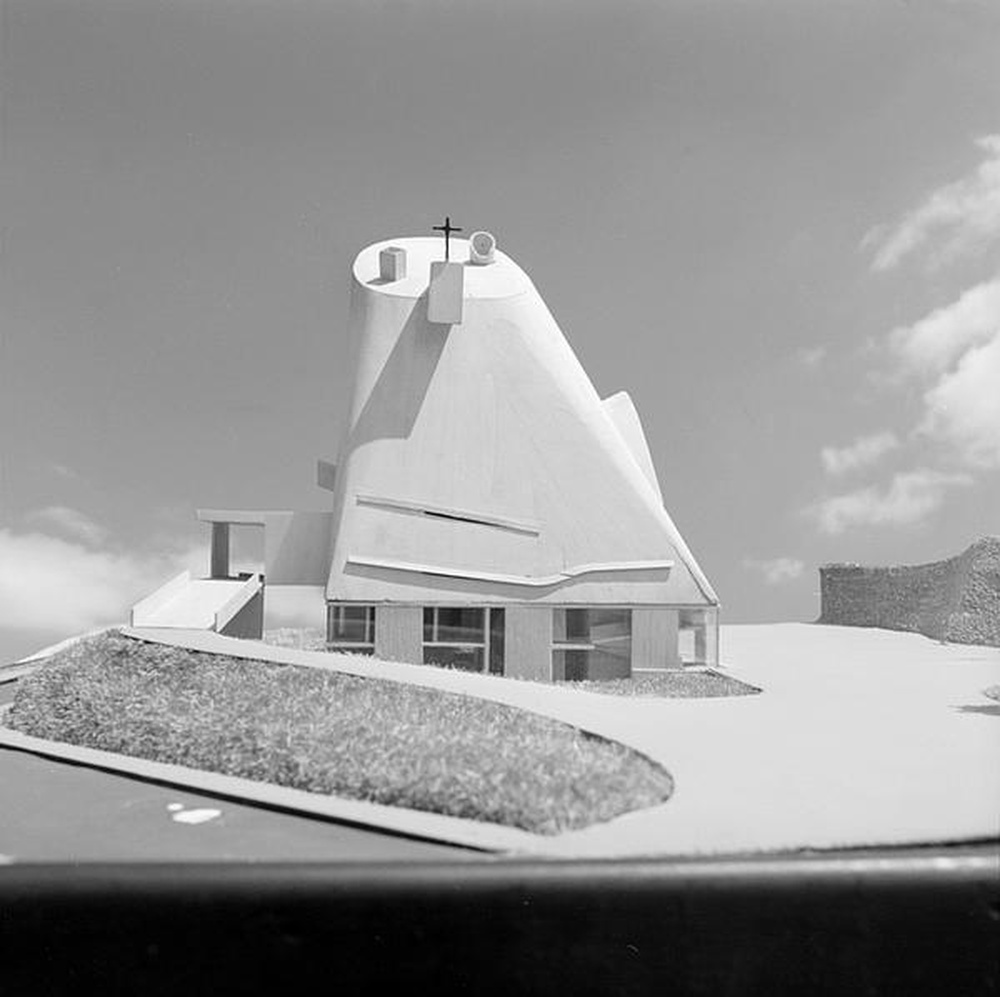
432, 216, 462, 261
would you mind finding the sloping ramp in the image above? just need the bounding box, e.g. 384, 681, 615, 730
130, 572, 263, 636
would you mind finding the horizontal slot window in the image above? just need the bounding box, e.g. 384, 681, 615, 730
356, 494, 539, 536
423, 510, 515, 530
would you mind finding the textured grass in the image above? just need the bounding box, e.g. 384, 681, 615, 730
566, 670, 761, 698
5, 633, 672, 835
263, 628, 328, 651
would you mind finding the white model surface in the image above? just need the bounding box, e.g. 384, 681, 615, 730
129, 573, 261, 632
326, 236, 716, 608
90, 623, 999, 857
602, 391, 664, 504
353, 236, 530, 299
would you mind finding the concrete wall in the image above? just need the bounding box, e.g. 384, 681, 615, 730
326, 236, 717, 610
264, 512, 334, 585
374, 605, 423, 663
819, 537, 1000, 647
219, 589, 264, 640
631, 608, 681, 669
504, 606, 553, 681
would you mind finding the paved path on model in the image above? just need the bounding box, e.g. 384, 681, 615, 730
538, 623, 1000, 857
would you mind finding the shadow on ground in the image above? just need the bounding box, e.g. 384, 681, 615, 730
953, 704, 1000, 717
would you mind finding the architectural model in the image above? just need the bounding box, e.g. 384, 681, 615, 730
132, 225, 719, 680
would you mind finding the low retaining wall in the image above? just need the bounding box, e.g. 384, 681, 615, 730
819, 537, 1000, 647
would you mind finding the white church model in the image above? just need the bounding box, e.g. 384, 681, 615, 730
132, 224, 719, 680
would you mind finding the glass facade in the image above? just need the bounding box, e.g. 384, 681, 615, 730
489, 607, 505, 675
323, 601, 712, 675
552, 608, 632, 681
327, 604, 375, 655
424, 607, 485, 645
679, 607, 719, 666
423, 607, 486, 671
422, 607, 506, 674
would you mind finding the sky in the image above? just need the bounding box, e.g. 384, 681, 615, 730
1, 0, 999, 662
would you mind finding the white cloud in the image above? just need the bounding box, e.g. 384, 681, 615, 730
24, 506, 109, 547
888, 276, 1000, 376
821, 431, 899, 476
809, 138, 1000, 537
810, 469, 973, 535
880, 276, 1000, 469
0, 529, 202, 632
743, 557, 805, 585
919, 333, 1000, 468
864, 134, 1000, 272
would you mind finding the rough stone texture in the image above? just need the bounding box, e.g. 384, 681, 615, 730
818, 537, 1000, 647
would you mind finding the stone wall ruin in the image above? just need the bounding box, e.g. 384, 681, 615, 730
818, 537, 1000, 646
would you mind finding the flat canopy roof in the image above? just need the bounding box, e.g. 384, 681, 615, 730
196, 509, 289, 526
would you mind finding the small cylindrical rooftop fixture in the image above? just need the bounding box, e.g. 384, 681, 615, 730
468, 231, 496, 265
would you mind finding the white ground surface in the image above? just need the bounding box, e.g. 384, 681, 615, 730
135, 578, 248, 629
538, 623, 1000, 857
106, 622, 1000, 858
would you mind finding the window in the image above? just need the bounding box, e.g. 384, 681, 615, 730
327, 604, 375, 655
489, 607, 505, 675
423, 607, 506, 674
552, 608, 632, 681
678, 607, 719, 665
423, 607, 485, 671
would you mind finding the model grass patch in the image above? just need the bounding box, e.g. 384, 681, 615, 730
4, 633, 672, 834
565, 670, 761, 698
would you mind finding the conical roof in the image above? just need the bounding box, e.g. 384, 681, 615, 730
325, 236, 716, 607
